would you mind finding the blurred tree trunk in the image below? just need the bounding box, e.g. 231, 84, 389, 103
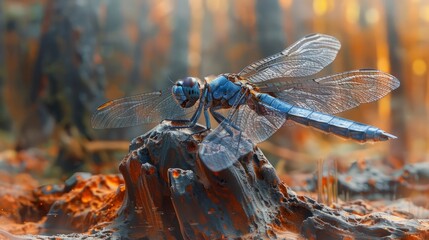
30, 0, 105, 172
0, 0, 9, 130
100, 0, 130, 95
290, 1, 308, 39
129, 1, 151, 86
255, 0, 285, 56
227, 1, 255, 72
169, 0, 190, 79
3, 5, 44, 149
254, 0, 292, 146
199, 2, 216, 76
384, 0, 406, 164
32, 0, 104, 137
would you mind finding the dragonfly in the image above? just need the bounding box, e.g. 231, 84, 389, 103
91, 33, 400, 172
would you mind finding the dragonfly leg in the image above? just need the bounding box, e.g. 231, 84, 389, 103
182, 109, 212, 141
209, 108, 244, 138
209, 108, 223, 124
210, 108, 241, 131
187, 128, 211, 140
167, 107, 202, 129
162, 107, 203, 125
204, 108, 211, 129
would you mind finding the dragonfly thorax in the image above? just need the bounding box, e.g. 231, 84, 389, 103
172, 77, 201, 108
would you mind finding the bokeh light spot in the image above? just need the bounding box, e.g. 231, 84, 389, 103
313, 0, 328, 16
412, 58, 427, 76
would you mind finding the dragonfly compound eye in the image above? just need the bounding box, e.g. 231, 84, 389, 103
183, 77, 198, 87
178, 77, 200, 108
172, 77, 201, 108
172, 85, 186, 106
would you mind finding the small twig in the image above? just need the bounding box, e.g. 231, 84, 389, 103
84, 141, 129, 152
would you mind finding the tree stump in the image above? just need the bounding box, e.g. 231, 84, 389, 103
1, 122, 429, 239
110, 122, 429, 239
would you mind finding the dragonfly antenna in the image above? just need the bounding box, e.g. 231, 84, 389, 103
167, 75, 175, 84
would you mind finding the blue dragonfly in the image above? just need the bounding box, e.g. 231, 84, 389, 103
91, 34, 400, 172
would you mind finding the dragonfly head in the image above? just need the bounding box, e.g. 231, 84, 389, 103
172, 77, 201, 108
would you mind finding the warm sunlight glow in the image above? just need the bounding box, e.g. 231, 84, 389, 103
365, 8, 380, 25
346, 0, 359, 24
206, 0, 228, 13
279, 0, 292, 9
378, 96, 391, 126
377, 57, 390, 72
422, 5, 429, 22
412, 58, 427, 76
313, 0, 328, 16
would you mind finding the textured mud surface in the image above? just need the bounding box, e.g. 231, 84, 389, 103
1, 123, 429, 239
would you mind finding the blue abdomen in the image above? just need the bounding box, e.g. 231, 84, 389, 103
257, 93, 396, 142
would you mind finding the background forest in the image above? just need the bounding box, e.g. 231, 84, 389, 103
0, 0, 428, 183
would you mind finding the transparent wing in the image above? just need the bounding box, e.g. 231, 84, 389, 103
91, 88, 197, 129
231, 103, 286, 144
199, 94, 287, 172
199, 120, 254, 172
199, 91, 253, 172
263, 69, 400, 114
238, 34, 341, 83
